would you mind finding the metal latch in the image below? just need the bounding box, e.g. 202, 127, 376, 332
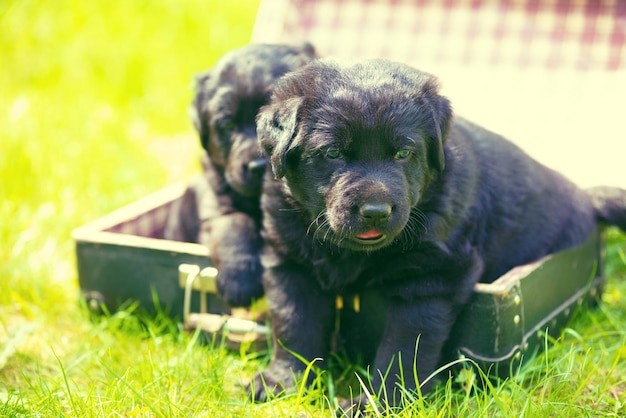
178, 264, 269, 351
179, 263, 218, 323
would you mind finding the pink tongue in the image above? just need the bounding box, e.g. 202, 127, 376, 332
356, 229, 383, 240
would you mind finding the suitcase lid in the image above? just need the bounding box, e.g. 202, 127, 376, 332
250, 0, 626, 188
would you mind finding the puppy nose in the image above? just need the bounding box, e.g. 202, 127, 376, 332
359, 203, 392, 221
246, 159, 266, 176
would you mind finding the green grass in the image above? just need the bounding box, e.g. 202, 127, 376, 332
1, 1, 626, 416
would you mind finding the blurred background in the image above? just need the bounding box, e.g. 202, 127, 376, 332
1, 0, 261, 317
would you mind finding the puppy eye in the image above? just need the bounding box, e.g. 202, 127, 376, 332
326, 148, 343, 159
395, 149, 412, 160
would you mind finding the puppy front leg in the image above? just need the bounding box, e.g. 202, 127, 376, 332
202, 212, 263, 307
371, 297, 458, 407
248, 263, 335, 401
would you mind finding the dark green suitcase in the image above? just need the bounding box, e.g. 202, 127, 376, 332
455, 228, 604, 376
73, 183, 605, 374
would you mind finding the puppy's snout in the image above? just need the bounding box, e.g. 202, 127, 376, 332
359, 203, 392, 222
246, 159, 266, 176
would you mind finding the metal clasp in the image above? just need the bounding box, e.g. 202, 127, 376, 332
178, 264, 269, 350
179, 264, 218, 325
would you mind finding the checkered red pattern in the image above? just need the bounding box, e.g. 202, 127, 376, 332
253, 0, 626, 71
106, 200, 173, 239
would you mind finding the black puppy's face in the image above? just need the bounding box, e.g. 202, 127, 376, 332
258, 59, 452, 251
191, 43, 317, 197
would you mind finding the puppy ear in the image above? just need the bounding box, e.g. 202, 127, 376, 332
190, 71, 212, 152
421, 80, 452, 172
256, 97, 305, 179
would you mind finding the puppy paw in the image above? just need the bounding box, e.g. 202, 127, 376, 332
216, 255, 264, 307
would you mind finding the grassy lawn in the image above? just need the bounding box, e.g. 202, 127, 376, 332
1, 1, 626, 416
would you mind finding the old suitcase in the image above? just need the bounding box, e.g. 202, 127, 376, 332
72, 180, 270, 349
73, 176, 605, 373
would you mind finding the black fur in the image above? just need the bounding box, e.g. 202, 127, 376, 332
164, 43, 317, 307
587, 186, 626, 231
247, 58, 625, 409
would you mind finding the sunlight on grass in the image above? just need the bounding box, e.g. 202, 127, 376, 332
1, 0, 259, 309
1, 1, 263, 416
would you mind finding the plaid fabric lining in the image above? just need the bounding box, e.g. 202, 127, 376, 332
253, 0, 626, 71
106, 200, 173, 239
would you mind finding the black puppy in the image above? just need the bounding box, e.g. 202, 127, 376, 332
248, 58, 626, 408
164, 43, 317, 307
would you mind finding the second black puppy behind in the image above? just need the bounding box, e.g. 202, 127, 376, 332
249, 58, 626, 410
164, 43, 317, 307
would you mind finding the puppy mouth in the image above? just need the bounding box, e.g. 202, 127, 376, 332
353, 229, 387, 244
